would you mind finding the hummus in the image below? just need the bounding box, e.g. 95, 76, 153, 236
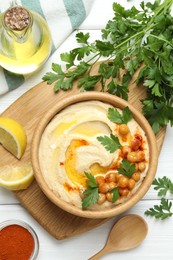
39, 101, 149, 209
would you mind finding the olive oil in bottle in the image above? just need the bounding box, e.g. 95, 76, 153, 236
0, 5, 52, 74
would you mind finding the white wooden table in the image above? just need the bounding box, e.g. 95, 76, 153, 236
0, 1, 173, 259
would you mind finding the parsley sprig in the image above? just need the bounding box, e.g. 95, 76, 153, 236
145, 198, 173, 220
43, 0, 173, 133
145, 176, 173, 220
97, 134, 121, 153
153, 176, 173, 196
82, 172, 99, 209
117, 159, 136, 178
108, 107, 133, 124
111, 187, 120, 202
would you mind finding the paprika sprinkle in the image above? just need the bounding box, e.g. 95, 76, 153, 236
0, 220, 39, 260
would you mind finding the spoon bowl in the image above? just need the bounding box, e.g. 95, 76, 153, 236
89, 214, 148, 259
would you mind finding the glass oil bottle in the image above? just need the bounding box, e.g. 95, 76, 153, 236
0, 5, 52, 74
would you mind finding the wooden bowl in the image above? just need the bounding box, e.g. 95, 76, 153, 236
31, 92, 158, 218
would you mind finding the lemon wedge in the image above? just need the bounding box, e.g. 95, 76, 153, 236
0, 117, 27, 159
0, 163, 34, 190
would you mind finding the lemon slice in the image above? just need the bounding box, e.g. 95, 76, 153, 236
0, 117, 27, 159
0, 163, 34, 190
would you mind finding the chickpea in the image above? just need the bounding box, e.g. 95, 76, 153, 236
96, 176, 105, 185
135, 163, 139, 171
99, 182, 110, 194
131, 139, 141, 151
119, 188, 129, 196
131, 172, 140, 182
138, 162, 146, 172
97, 193, 106, 205
106, 192, 113, 202
119, 124, 129, 135
127, 151, 138, 163
136, 151, 145, 162
108, 182, 117, 190
122, 146, 131, 158
128, 179, 136, 190
119, 176, 129, 188
105, 172, 117, 183
115, 173, 122, 181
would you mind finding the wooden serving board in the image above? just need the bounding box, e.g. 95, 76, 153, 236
0, 62, 166, 240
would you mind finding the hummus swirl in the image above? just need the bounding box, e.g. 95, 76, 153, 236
39, 101, 149, 209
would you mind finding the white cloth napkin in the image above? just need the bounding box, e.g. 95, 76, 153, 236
0, 0, 94, 95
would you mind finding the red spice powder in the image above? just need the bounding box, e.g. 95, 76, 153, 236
64, 182, 80, 192
0, 224, 34, 260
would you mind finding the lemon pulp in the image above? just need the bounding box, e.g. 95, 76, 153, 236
0, 117, 27, 159
0, 162, 34, 190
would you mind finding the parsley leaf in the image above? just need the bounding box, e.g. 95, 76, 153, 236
107, 79, 129, 101
78, 74, 101, 91
122, 107, 133, 124
43, 62, 90, 92
84, 172, 98, 188
153, 176, 173, 196
82, 172, 99, 209
76, 32, 90, 44
108, 107, 133, 124
145, 198, 173, 220
111, 187, 120, 202
142, 99, 173, 134
95, 40, 115, 56
97, 134, 122, 153
107, 108, 123, 124
117, 159, 136, 178
82, 187, 99, 209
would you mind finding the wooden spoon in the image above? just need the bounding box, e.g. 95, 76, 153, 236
89, 214, 148, 260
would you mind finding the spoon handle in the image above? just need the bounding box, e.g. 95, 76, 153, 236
89, 246, 111, 260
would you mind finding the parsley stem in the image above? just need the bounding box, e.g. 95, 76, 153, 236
113, 31, 144, 51
113, 23, 157, 53
148, 0, 173, 27
87, 53, 100, 64
88, 54, 101, 73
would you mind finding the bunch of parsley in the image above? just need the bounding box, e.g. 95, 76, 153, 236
43, 0, 173, 134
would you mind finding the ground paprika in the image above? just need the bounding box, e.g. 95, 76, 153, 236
0, 224, 35, 260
